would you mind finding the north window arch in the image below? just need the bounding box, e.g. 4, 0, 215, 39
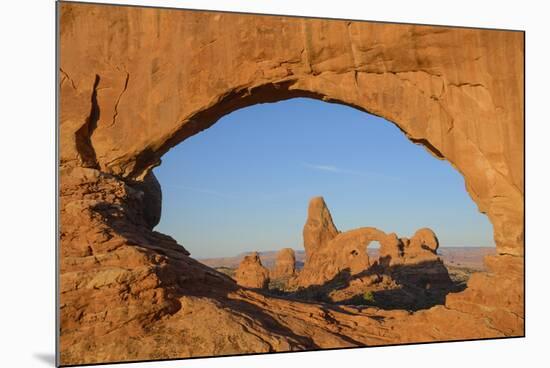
152, 97, 495, 260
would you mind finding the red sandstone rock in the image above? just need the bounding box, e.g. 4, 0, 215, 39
58, 3, 524, 365
294, 197, 449, 289
303, 197, 339, 262
234, 252, 270, 289
408, 228, 439, 254
59, 142, 523, 367
379, 233, 404, 261
271, 248, 296, 279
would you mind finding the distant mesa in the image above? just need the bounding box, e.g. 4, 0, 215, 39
234, 251, 270, 289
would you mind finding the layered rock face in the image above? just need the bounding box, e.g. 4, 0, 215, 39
446, 254, 524, 335
59, 167, 239, 363
60, 3, 524, 256
271, 248, 297, 279
58, 2, 524, 365
234, 252, 270, 289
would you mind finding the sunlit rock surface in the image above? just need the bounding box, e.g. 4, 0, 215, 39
59, 3, 524, 365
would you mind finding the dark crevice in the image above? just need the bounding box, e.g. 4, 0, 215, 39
410, 137, 445, 159
108, 72, 130, 128
448, 82, 486, 89
60, 68, 77, 90
75, 74, 101, 169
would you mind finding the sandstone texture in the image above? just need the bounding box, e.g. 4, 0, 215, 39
59, 2, 524, 365
60, 3, 524, 257
294, 197, 450, 287
303, 197, 340, 262
234, 252, 270, 289
271, 248, 297, 279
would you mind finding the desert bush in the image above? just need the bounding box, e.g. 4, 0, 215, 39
363, 291, 376, 304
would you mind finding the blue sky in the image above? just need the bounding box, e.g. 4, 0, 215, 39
153, 98, 495, 258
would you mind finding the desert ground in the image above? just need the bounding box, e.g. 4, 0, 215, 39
203, 246, 496, 298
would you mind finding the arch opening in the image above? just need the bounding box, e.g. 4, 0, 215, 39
108, 77, 522, 258
152, 97, 495, 310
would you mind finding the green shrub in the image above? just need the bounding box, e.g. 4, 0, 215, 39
362, 291, 376, 304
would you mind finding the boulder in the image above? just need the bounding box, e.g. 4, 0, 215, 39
402, 228, 440, 263
234, 252, 270, 289
410, 228, 439, 253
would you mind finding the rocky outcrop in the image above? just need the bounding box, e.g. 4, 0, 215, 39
293, 197, 450, 289
303, 197, 339, 262
445, 254, 524, 335
390, 229, 452, 291
59, 167, 236, 364
407, 228, 439, 257
234, 252, 270, 289
295, 226, 382, 287
271, 248, 296, 279
379, 233, 404, 260
378, 228, 441, 266
58, 3, 524, 365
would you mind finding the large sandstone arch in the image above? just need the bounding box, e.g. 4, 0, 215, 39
58, 2, 524, 365
60, 3, 523, 256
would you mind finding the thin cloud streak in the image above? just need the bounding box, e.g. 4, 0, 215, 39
303, 163, 340, 172
302, 162, 399, 181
